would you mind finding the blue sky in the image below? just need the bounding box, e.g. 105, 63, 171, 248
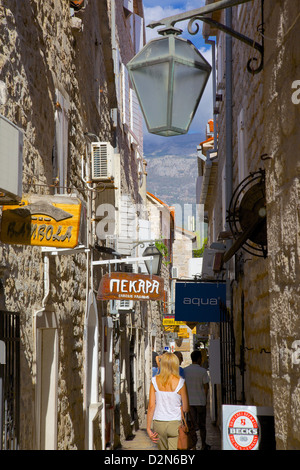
143, 0, 207, 47
142, 0, 214, 146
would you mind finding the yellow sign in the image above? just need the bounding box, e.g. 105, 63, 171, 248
178, 328, 189, 338
163, 318, 185, 326
164, 325, 179, 333
0, 196, 82, 248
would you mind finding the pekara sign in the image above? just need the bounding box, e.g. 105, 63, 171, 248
97, 272, 164, 301
0, 195, 82, 248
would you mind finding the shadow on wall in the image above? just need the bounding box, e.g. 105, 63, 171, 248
6, 0, 57, 185
59, 312, 85, 449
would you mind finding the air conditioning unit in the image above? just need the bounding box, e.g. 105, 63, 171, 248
171, 266, 178, 279
116, 300, 134, 312
0, 114, 23, 204
91, 142, 114, 181
105, 235, 117, 250
202, 243, 225, 279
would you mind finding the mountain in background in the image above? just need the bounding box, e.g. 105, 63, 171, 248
144, 132, 204, 211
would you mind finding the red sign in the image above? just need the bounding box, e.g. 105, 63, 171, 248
228, 411, 259, 450
97, 272, 164, 301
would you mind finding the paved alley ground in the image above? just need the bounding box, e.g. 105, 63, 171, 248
121, 406, 221, 451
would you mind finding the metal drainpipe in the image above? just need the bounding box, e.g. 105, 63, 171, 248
205, 36, 217, 159
225, 7, 233, 311
34, 252, 50, 320
33, 251, 50, 449
42, 253, 50, 309
198, 38, 217, 206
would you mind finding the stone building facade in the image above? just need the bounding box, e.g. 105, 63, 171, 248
199, 0, 300, 449
263, 0, 300, 450
0, 0, 168, 450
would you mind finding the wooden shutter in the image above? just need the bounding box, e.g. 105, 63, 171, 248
117, 195, 137, 255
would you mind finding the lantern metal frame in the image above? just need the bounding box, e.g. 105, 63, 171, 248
127, 32, 212, 136
142, 244, 163, 276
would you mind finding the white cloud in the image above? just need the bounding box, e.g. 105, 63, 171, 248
143, 1, 207, 40
144, 6, 184, 41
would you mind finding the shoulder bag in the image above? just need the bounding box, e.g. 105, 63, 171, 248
177, 411, 197, 450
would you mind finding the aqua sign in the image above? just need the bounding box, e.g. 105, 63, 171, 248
175, 281, 226, 322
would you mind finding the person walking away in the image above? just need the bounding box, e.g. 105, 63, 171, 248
174, 351, 185, 378
152, 350, 167, 377
147, 352, 189, 450
152, 347, 159, 376
184, 350, 210, 450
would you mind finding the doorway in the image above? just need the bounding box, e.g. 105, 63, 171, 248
0, 310, 20, 450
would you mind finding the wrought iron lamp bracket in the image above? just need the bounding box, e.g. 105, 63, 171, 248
189, 16, 263, 74
148, 0, 264, 75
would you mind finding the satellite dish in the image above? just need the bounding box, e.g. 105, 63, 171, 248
224, 170, 267, 262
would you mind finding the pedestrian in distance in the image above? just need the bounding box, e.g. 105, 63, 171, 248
152, 350, 167, 377
174, 350, 185, 378
183, 349, 210, 450
147, 352, 189, 450
152, 347, 159, 377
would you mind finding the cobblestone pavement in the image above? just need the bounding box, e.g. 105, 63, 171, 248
121, 408, 222, 451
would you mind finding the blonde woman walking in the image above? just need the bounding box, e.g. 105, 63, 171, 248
146, 352, 189, 450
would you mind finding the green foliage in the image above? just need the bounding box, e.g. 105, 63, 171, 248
155, 239, 170, 265
193, 237, 208, 258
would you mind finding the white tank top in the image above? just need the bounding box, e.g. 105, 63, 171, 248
152, 376, 185, 421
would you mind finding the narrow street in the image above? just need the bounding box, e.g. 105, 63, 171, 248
0, 0, 299, 451
121, 404, 221, 451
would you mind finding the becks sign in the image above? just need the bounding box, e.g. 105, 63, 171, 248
175, 281, 226, 322
97, 272, 164, 301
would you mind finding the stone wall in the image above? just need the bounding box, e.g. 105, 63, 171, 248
209, 1, 273, 408
172, 230, 194, 279
263, 0, 300, 450
204, 0, 300, 448
0, 0, 113, 449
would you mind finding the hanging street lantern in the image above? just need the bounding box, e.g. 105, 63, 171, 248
126, 31, 211, 137
142, 244, 163, 276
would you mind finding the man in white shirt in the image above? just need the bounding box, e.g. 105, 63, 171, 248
184, 349, 210, 450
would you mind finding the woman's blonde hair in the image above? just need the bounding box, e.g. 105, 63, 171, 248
158, 352, 179, 386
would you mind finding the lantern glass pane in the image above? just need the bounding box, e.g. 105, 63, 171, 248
127, 34, 211, 136
133, 37, 170, 64
174, 38, 210, 66
131, 62, 170, 129
171, 63, 209, 131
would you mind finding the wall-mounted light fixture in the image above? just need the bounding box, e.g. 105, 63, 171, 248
126, 0, 264, 137
142, 244, 163, 276
127, 31, 211, 136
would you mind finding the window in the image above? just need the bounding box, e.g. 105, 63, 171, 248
117, 195, 137, 255
237, 108, 247, 183
217, 33, 225, 90
121, 65, 143, 153
123, 0, 134, 16
133, 14, 144, 54
122, 64, 130, 127
130, 88, 143, 150
53, 90, 70, 194
222, 163, 226, 230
